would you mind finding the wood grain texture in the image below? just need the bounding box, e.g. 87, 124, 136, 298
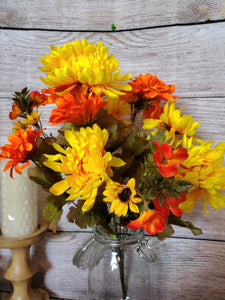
0, 0, 225, 30
1, 1, 225, 299
0, 232, 225, 299
1, 22, 225, 98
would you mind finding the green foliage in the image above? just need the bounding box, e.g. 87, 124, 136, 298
169, 215, 202, 235
137, 153, 162, 203
95, 109, 132, 152
28, 165, 53, 191
123, 126, 149, 157
11, 87, 32, 115
148, 130, 167, 147
67, 195, 109, 229
29, 166, 67, 231
59, 122, 81, 132
43, 194, 65, 232
163, 179, 193, 198
32, 136, 57, 163
156, 224, 175, 239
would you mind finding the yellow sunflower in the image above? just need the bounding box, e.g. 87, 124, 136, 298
44, 124, 125, 212
40, 39, 132, 98
103, 178, 142, 217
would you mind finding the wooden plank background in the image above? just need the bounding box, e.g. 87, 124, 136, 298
0, 1, 225, 299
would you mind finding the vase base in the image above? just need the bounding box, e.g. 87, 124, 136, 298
2, 288, 49, 300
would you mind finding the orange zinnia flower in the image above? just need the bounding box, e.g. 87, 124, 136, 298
121, 73, 178, 104
153, 193, 186, 219
128, 209, 166, 235
0, 127, 42, 177
9, 104, 22, 120
144, 104, 164, 119
49, 92, 108, 126
154, 141, 188, 177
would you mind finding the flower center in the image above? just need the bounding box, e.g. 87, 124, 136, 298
162, 158, 167, 164
118, 187, 132, 202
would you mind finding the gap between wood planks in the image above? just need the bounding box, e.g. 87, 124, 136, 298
1, 18, 225, 33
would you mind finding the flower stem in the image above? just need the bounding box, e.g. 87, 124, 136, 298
118, 246, 127, 300
112, 215, 128, 299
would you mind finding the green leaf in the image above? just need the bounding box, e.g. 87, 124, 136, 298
95, 109, 132, 152
156, 224, 175, 240
67, 200, 96, 229
169, 215, 202, 236
157, 191, 167, 206
154, 130, 167, 145
145, 187, 157, 202
28, 166, 52, 191
11, 87, 32, 114
124, 127, 149, 157
67, 199, 106, 229
59, 122, 78, 132
148, 130, 166, 146
32, 136, 58, 163
67, 191, 109, 229
66, 206, 77, 223
164, 179, 193, 197
43, 195, 64, 232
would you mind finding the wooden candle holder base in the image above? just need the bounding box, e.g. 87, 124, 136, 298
0, 225, 49, 300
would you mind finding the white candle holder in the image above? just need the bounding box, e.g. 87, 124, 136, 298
0, 225, 49, 300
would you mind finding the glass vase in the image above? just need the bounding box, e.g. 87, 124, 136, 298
73, 225, 158, 300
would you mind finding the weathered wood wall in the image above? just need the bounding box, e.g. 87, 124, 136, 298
0, 1, 225, 299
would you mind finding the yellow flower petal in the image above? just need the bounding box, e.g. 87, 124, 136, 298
40, 39, 132, 99
49, 179, 70, 195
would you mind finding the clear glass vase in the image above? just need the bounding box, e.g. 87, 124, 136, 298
73, 225, 158, 300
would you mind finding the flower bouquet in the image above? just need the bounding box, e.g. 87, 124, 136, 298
1, 38, 225, 299
1, 39, 225, 238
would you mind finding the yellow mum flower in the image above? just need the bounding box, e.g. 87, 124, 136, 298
40, 39, 132, 98
143, 102, 200, 143
103, 97, 130, 121
23, 111, 40, 126
103, 178, 142, 217
176, 138, 225, 213
44, 124, 125, 212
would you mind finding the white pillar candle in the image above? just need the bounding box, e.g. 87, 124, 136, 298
0, 161, 38, 238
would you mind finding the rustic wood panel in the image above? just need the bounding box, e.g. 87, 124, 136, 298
1, 23, 225, 98
0, 0, 225, 30
0, 233, 225, 299
1, 1, 225, 298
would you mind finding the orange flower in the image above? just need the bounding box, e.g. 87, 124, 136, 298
154, 141, 188, 177
9, 104, 22, 120
153, 193, 186, 219
128, 209, 166, 235
30, 88, 57, 107
49, 92, 108, 126
121, 73, 178, 104
0, 127, 42, 177
144, 104, 164, 119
